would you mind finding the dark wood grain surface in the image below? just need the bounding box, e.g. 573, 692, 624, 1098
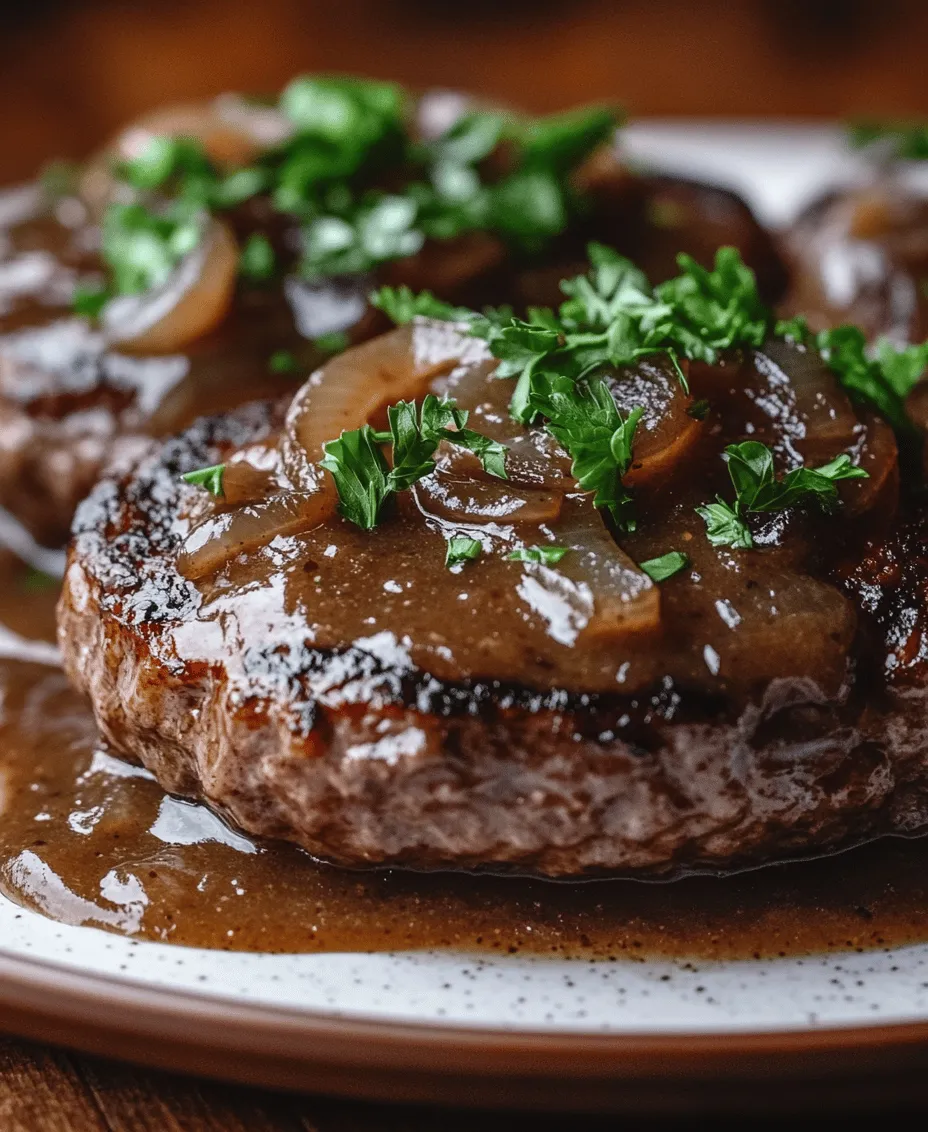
4, 1034, 920, 1130
0, 1035, 698, 1130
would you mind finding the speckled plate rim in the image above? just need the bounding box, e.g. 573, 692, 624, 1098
3, 947, 928, 1111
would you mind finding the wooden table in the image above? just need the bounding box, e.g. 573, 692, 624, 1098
0, 1034, 714, 1130
3, 1033, 928, 1128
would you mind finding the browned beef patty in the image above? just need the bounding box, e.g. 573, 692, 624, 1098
57, 384, 928, 878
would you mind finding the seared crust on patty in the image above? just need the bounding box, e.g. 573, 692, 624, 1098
58, 403, 928, 877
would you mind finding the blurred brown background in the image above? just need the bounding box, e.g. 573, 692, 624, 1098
0, 0, 927, 183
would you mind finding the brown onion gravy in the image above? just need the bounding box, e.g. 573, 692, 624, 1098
0, 555, 927, 961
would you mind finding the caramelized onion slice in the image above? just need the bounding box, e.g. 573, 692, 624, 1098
414, 474, 563, 525
841, 412, 898, 518
609, 357, 702, 490
281, 319, 491, 492
753, 338, 860, 464
102, 220, 238, 354
177, 491, 332, 581
514, 504, 659, 643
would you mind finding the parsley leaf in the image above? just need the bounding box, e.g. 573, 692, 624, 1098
697, 440, 869, 549
696, 499, 753, 550
520, 105, 620, 174
848, 120, 928, 161
649, 247, 769, 365
100, 202, 202, 296
181, 464, 225, 495
445, 536, 482, 568
528, 371, 643, 529
816, 325, 928, 434
321, 395, 507, 529
301, 193, 425, 276
313, 331, 349, 355
638, 551, 689, 581
239, 232, 276, 280
507, 545, 570, 564
269, 349, 299, 374
320, 424, 391, 530
72, 282, 110, 319
468, 244, 773, 421
369, 285, 470, 324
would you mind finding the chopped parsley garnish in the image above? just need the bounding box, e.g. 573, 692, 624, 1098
312, 331, 349, 355
268, 349, 299, 374
638, 551, 689, 582
696, 440, 868, 550
445, 536, 482, 568
239, 233, 277, 280
72, 282, 110, 319
816, 324, 928, 435
181, 464, 225, 495
372, 244, 783, 528
370, 285, 470, 324
507, 545, 570, 565
381, 244, 779, 427
90, 77, 624, 301
527, 372, 643, 530
848, 120, 928, 161
99, 202, 202, 297
321, 394, 507, 529
300, 193, 425, 276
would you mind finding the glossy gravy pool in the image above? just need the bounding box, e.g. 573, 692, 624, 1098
1, 555, 927, 961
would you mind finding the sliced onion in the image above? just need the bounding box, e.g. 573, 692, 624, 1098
842, 412, 898, 517
280, 319, 490, 492
220, 444, 279, 506
102, 219, 238, 354
516, 504, 659, 643
177, 492, 332, 581
609, 357, 702, 489
414, 473, 564, 525
181, 321, 493, 578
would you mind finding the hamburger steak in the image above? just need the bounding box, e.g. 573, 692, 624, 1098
0, 79, 785, 547
57, 252, 928, 877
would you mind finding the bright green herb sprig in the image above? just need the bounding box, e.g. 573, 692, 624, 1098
696, 440, 868, 550
321, 393, 507, 530
638, 551, 689, 581
239, 233, 277, 280
526, 372, 643, 530
848, 120, 928, 161
369, 285, 471, 325
268, 349, 299, 374
83, 76, 623, 309
815, 324, 928, 435
507, 545, 570, 565
181, 464, 225, 495
445, 536, 482, 568
378, 244, 776, 425
75, 202, 205, 313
